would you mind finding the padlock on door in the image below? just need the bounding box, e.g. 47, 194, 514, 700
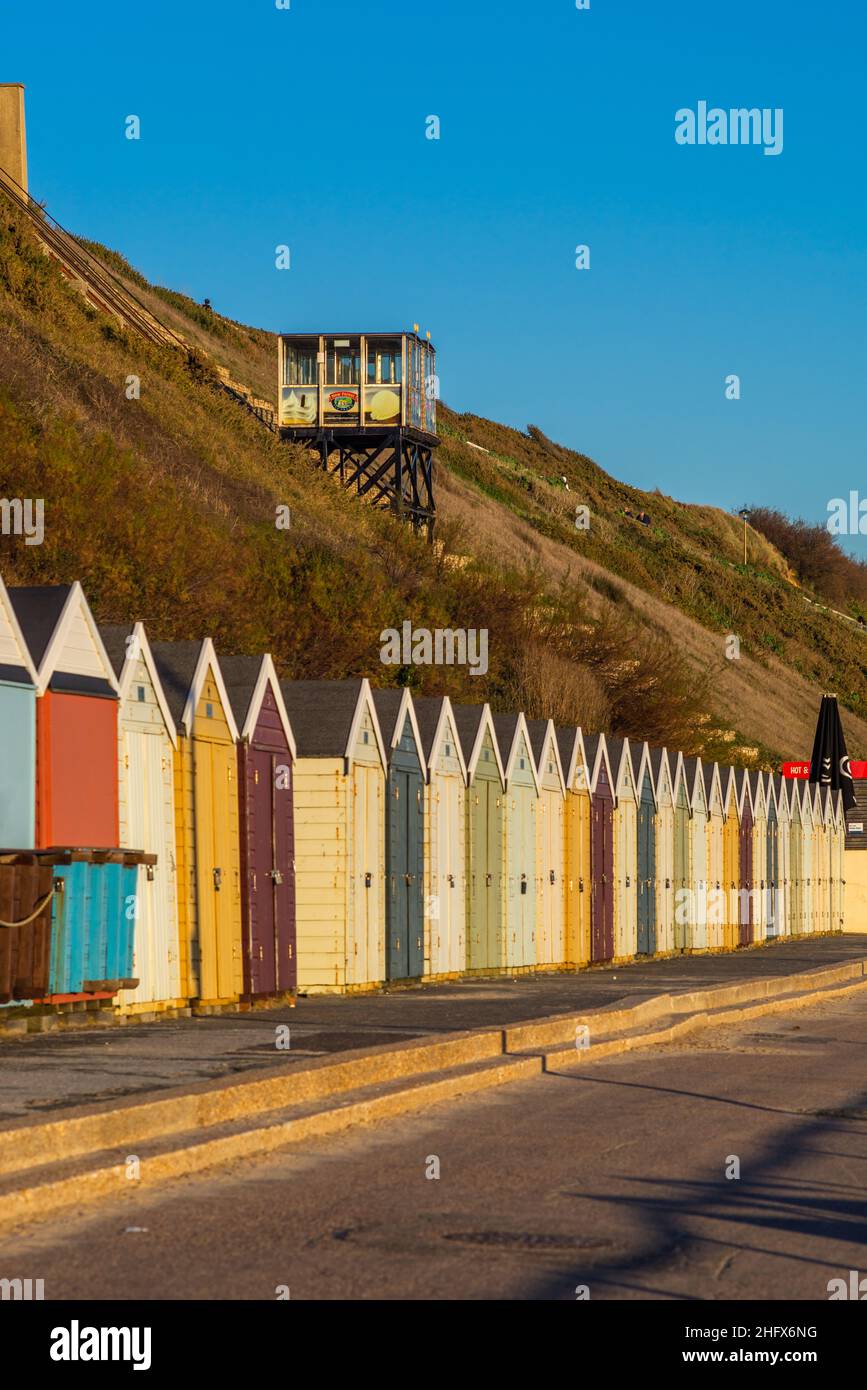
365, 871, 372, 889
213, 866, 222, 892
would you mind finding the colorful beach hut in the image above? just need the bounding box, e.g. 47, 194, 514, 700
648, 747, 675, 955
413, 697, 468, 978
773, 773, 791, 937
631, 741, 657, 956
606, 737, 638, 961
10, 583, 119, 849
788, 779, 805, 935
492, 712, 539, 970
280, 679, 386, 991
670, 752, 692, 951
222, 654, 297, 999
556, 726, 593, 967
832, 790, 846, 931
813, 783, 829, 934
452, 702, 505, 975
800, 781, 815, 935
0, 576, 38, 848
99, 622, 181, 1012
526, 718, 567, 968
719, 766, 739, 951
371, 687, 425, 981
748, 771, 768, 942
151, 639, 243, 1006
682, 757, 709, 950
584, 734, 615, 962
733, 767, 754, 946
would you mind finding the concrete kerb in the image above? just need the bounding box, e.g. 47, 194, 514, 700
503, 958, 867, 1053
1, 956, 865, 1196
0, 1028, 505, 1180
0, 1056, 542, 1234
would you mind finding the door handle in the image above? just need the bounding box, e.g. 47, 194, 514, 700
549, 870, 555, 885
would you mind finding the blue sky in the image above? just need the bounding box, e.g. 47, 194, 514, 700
6, 0, 866, 553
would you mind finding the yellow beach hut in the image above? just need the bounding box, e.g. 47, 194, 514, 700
556, 726, 593, 967
280, 679, 387, 992
150, 639, 243, 1008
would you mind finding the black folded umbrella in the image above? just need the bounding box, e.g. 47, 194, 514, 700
809, 693, 856, 812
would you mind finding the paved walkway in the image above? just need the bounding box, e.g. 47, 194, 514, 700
0, 936, 865, 1124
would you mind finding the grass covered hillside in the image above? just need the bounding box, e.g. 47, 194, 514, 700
1, 199, 865, 767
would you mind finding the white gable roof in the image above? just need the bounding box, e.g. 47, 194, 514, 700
0, 576, 37, 684
34, 582, 118, 696
115, 622, 177, 748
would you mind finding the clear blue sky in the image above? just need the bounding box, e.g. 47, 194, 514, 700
6, 0, 866, 553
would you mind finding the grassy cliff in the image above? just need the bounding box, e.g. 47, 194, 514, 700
1, 202, 865, 766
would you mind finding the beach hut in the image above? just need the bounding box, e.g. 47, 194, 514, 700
800, 781, 816, 935
773, 773, 791, 937
0, 577, 38, 849
765, 773, 781, 937
452, 703, 505, 974
670, 752, 692, 951
647, 747, 675, 955
371, 688, 425, 981
681, 757, 709, 950
584, 734, 616, 962
719, 766, 741, 951
733, 768, 754, 946
99, 622, 182, 1012
746, 770, 768, 942
787, 779, 805, 935
813, 783, 830, 934
832, 790, 846, 931
630, 741, 658, 956
151, 639, 243, 1006
556, 726, 593, 967
492, 713, 539, 970
221, 654, 297, 999
606, 737, 638, 960
526, 718, 567, 968
280, 679, 386, 991
9, 583, 119, 848
413, 697, 468, 978
701, 762, 725, 950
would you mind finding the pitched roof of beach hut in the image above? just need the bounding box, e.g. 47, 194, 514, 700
491, 712, 541, 793
99, 621, 177, 747
555, 726, 592, 794
280, 677, 385, 766
0, 576, 38, 686
10, 581, 117, 697
524, 717, 567, 792
220, 652, 296, 755
451, 702, 505, 783
411, 695, 467, 780
150, 637, 238, 740
582, 732, 616, 797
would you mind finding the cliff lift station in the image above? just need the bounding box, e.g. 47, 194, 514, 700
277, 331, 438, 536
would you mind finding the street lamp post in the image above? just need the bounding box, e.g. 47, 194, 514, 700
738, 508, 750, 566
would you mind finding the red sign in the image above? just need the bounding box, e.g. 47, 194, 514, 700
782, 761, 867, 778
